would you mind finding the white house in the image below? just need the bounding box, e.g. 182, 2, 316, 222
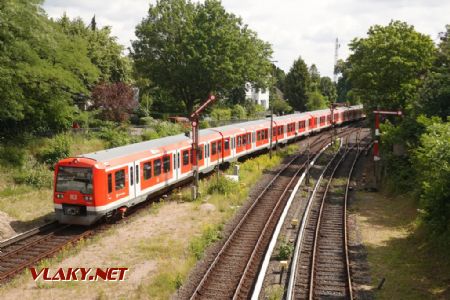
245, 82, 270, 110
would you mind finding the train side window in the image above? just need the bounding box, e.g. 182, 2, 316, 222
107, 174, 112, 193
173, 154, 177, 169
163, 156, 171, 173
154, 159, 162, 176
115, 169, 125, 191
136, 166, 139, 184
183, 150, 189, 165
198, 147, 203, 160
130, 166, 134, 186
219, 141, 222, 153
224, 139, 229, 150
177, 152, 180, 167
212, 142, 217, 155
143, 162, 152, 180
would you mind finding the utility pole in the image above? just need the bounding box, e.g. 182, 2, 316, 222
190, 94, 216, 199
333, 37, 340, 83
269, 109, 274, 159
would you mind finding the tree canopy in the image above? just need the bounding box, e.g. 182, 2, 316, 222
347, 20, 435, 113
0, 0, 99, 136
284, 57, 310, 111
132, 0, 273, 114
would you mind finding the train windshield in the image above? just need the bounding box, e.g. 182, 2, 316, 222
56, 166, 93, 194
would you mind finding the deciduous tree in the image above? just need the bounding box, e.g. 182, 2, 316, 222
91, 82, 137, 122
132, 0, 273, 115
347, 20, 435, 113
284, 57, 310, 111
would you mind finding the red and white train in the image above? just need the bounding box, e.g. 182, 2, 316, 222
54, 105, 364, 225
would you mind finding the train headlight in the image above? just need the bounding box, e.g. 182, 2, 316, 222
83, 195, 93, 201
56, 194, 64, 199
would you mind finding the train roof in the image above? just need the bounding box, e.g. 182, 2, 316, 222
78, 105, 364, 163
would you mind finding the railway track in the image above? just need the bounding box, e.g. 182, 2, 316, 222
0, 125, 362, 286
286, 130, 368, 300
188, 127, 361, 300
0, 224, 93, 282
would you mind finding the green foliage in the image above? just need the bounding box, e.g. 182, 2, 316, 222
210, 107, 232, 121
285, 57, 311, 111
132, 0, 273, 114
231, 104, 247, 120
38, 134, 72, 167
277, 239, 293, 260
413, 119, 450, 233
347, 20, 435, 113
245, 101, 266, 118
13, 159, 53, 188
137, 93, 153, 117
97, 126, 134, 148
309, 64, 321, 91
319, 76, 337, 102
207, 175, 239, 195
189, 225, 222, 260
270, 96, 292, 115
57, 13, 131, 83
416, 26, 450, 119
0, 145, 27, 167
306, 90, 329, 110
0, 0, 100, 136
141, 120, 184, 141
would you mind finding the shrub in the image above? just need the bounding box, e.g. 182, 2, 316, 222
141, 129, 160, 141
0, 145, 27, 167
38, 134, 72, 167
97, 126, 133, 148
189, 225, 222, 260
210, 107, 232, 121
207, 175, 239, 195
13, 159, 53, 188
231, 104, 247, 120
277, 239, 293, 260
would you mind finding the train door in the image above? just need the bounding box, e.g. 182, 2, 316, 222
131, 161, 141, 197
223, 137, 231, 158
129, 163, 136, 200
246, 133, 252, 151
181, 148, 191, 174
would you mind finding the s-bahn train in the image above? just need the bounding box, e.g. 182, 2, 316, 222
54, 105, 364, 225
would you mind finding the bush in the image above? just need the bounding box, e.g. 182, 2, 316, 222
210, 107, 232, 121
141, 129, 160, 141
189, 225, 222, 260
38, 133, 72, 167
231, 104, 247, 120
13, 159, 53, 188
0, 145, 27, 167
97, 126, 133, 148
277, 239, 294, 260
207, 175, 239, 195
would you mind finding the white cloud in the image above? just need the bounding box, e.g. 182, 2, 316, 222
43, 0, 449, 78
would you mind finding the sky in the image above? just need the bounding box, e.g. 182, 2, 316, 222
43, 0, 449, 78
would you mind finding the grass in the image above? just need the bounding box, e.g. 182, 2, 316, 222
133, 144, 299, 299
0, 134, 106, 232
351, 191, 450, 299
0, 142, 300, 299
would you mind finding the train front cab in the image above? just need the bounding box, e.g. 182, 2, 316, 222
54, 158, 104, 225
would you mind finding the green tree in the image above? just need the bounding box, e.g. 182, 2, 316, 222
319, 76, 337, 103
347, 20, 435, 113
270, 96, 292, 115
306, 91, 328, 110
0, 0, 99, 136
309, 64, 321, 91
132, 0, 273, 114
57, 14, 131, 83
231, 104, 247, 120
417, 25, 450, 119
138, 93, 154, 117
284, 57, 310, 111
413, 118, 450, 233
